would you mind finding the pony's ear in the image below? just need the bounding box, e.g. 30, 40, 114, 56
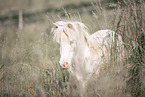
53, 22, 58, 26
52, 23, 58, 28
68, 23, 73, 29
53, 21, 65, 27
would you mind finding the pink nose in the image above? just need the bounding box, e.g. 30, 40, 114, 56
60, 62, 69, 69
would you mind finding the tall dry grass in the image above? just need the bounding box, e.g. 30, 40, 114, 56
114, 0, 145, 96
0, 0, 144, 97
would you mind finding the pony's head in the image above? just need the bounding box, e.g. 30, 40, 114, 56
51, 21, 90, 68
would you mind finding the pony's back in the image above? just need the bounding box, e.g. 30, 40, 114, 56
89, 29, 123, 64
90, 29, 115, 46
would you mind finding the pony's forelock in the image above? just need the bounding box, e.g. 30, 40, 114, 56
51, 21, 90, 44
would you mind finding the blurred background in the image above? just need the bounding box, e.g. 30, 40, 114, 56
0, 0, 144, 97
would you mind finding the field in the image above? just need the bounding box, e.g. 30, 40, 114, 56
0, 0, 144, 97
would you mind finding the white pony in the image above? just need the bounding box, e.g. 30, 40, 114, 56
51, 21, 123, 90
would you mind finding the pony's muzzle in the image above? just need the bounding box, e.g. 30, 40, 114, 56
60, 62, 69, 69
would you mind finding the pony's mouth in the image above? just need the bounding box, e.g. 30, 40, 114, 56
60, 63, 69, 69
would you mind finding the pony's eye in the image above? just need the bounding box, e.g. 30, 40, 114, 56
68, 23, 73, 28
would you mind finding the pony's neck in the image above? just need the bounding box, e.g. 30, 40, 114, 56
83, 36, 96, 59
77, 36, 92, 59
84, 41, 91, 59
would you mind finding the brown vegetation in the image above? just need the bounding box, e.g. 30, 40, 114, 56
0, 0, 144, 97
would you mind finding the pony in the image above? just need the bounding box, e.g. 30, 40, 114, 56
51, 21, 123, 91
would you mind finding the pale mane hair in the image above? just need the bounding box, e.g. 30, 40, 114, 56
51, 21, 89, 42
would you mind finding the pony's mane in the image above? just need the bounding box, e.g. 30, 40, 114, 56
51, 21, 90, 43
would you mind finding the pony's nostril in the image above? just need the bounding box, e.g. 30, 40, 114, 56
60, 63, 69, 69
